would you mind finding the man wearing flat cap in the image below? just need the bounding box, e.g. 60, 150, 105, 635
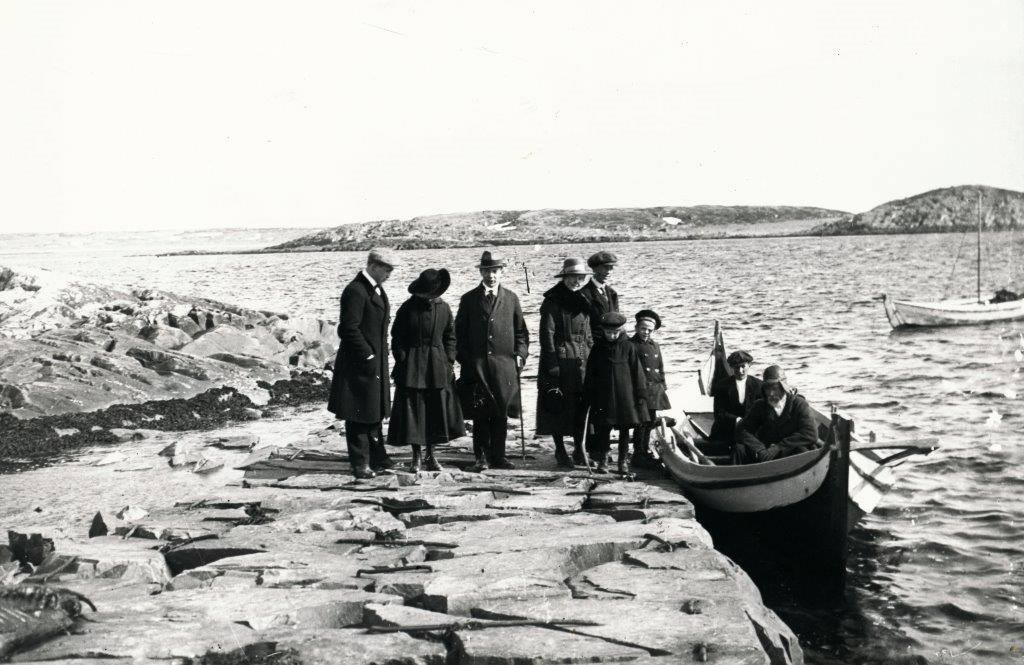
581, 251, 620, 339
328, 248, 400, 479
455, 250, 530, 471
710, 349, 763, 447
736, 365, 818, 464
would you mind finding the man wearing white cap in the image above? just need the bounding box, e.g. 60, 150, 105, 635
328, 248, 400, 479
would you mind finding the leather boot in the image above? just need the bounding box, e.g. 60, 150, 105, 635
571, 445, 586, 467
408, 445, 422, 473
423, 445, 443, 472
554, 440, 573, 469
618, 437, 631, 475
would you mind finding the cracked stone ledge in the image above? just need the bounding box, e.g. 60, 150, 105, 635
2, 419, 803, 664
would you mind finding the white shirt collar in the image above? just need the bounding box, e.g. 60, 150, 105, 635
361, 269, 379, 289
771, 393, 788, 417
481, 283, 498, 295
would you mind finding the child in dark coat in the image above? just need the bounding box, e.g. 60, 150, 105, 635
583, 312, 649, 473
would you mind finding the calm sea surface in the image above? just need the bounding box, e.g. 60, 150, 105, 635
2, 230, 1023, 664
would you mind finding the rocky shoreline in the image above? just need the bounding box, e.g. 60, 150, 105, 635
1, 266, 805, 663
1, 406, 803, 664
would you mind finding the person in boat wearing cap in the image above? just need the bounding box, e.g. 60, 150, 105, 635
582, 311, 649, 474
736, 365, 818, 464
455, 250, 530, 471
536, 257, 595, 469
580, 251, 620, 338
710, 350, 763, 446
328, 248, 400, 479
387, 268, 465, 473
627, 309, 671, 470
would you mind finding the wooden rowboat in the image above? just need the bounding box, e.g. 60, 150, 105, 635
881, 293, 1024, 328
654, 323, 938, 590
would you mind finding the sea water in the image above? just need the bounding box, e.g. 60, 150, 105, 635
2, 229, 1023, 663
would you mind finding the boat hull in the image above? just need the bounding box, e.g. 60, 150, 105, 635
654, 427, 832, 513
883, 294, 1024, 328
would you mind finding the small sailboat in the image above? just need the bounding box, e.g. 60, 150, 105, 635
882, 198, 1024, 328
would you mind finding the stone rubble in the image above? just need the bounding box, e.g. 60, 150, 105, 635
1, 418, 803, 664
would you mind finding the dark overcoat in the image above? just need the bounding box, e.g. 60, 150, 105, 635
630, 336, 671, 411
738, 393, 818, 457
583, 334, 649, 427
535, 282, 593, 436
390, 296, 457, 389
580, 280, 619, 337
710, 375, 764, 441
387, 296, 464, 445
327, 272, 391, 423
455, 285, 530, 418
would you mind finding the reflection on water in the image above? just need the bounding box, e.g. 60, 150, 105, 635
2, 231, 1023, 663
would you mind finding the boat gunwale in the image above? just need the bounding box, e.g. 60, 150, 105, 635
665, 426, 833, 490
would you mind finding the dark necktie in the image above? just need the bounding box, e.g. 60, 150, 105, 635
485, 291, 495, 305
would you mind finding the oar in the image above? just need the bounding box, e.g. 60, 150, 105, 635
850, 437, 939, 453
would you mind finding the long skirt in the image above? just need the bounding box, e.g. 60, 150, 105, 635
387, 384, 466, 446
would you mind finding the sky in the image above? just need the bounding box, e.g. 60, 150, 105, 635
1, 0, 1022, 234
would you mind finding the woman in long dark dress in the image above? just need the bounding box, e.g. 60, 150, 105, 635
387, 268, 465, 472
536, 257, 594, 468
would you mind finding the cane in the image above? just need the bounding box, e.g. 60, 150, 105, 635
579, 406, 594, 474
515, 362, 527, 460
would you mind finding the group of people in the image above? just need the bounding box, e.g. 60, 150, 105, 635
327, 247, 817, 479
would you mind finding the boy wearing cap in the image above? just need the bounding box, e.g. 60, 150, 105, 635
737, 365, 818, 463
455, 251, 530, 471
580, 251, 620, 338
710, 350, 763, 445
328, 248, 400, 479
582, 311, 649, 474
628, 309, 671, 470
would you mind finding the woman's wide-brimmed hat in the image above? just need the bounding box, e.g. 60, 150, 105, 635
542, 386, 567, 414
478, 251, 507, 269
634, 309, 662, 330
408, 268, 451, 297
554, 257, 592, 278
727, 350, 753, 366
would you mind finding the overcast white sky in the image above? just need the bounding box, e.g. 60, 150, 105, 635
1, 1, 1022, 234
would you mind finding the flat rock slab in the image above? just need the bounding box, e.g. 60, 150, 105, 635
9, 611, 264, 661
470, 597, 766, 662
264, 627, 447, 665
50, 536, 173, 584
486, 488, 588, 514
452, 625, 650, 664
400, 507, 526, 527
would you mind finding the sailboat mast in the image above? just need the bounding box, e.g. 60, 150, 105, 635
976, 195, 982, 303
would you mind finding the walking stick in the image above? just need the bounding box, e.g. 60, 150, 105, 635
515, 363, 527, 459
579, 406, 594, 473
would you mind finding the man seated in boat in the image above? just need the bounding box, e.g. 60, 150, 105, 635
710, 350, 762, 445
991, 286, 1022, 303
735, 365, 818, 463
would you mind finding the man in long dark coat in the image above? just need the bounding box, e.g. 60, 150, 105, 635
455, 250, 530, 471
737, 365, 818, 464
580, 251, 620, 338
328, 249, 400, 479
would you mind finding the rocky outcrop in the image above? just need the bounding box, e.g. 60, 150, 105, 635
0, 267, 337, 419
0, 422, 804, 663
810, 184, 1024, 235
253, 205, 847, 252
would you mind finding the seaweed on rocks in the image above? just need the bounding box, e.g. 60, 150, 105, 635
258, 370, 330, 407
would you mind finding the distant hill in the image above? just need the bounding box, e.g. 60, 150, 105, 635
810, 185, 1024, 235
261, 206, 848, 252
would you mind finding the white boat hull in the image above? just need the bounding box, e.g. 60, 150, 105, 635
882, 294, 1024, 328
